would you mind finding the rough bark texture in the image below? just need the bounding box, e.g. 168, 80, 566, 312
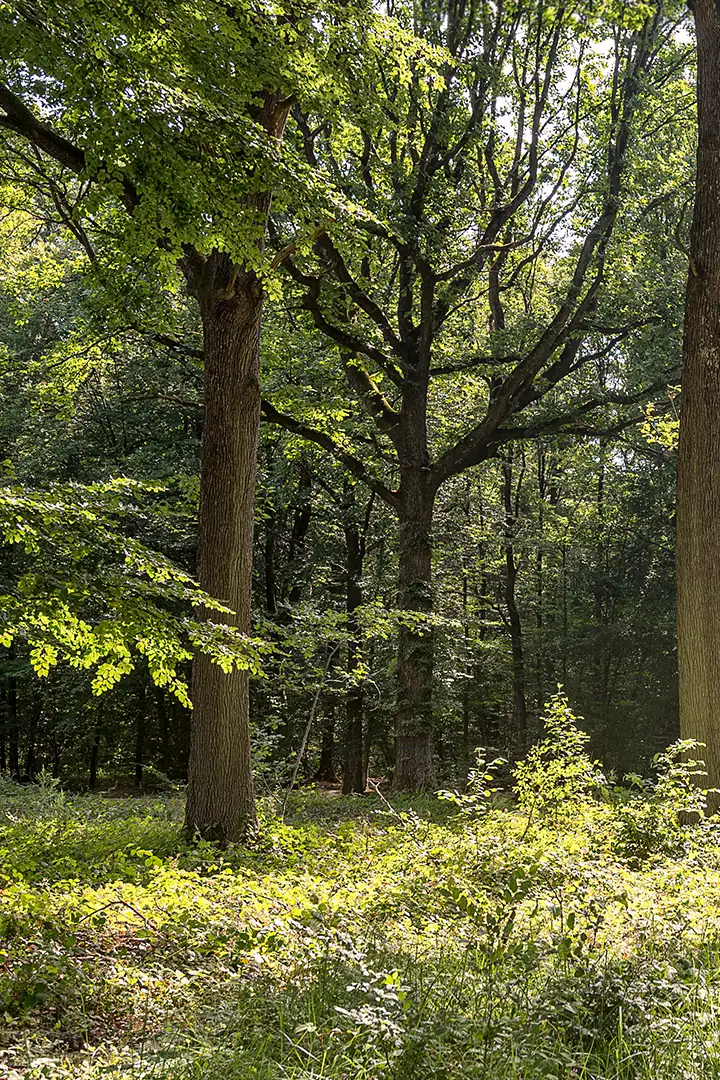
676, 0, 720, 803
183, 252, 263, 842
393, 470, 436, 791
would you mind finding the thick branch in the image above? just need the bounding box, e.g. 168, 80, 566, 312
260, 400, 400, 508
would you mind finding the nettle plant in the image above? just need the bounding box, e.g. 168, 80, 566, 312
514, 691, 606, 824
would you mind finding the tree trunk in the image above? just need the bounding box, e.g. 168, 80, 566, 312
393, 474, 435, 790
315, 710, 338, 782
154, 685, 171, 774
0, 683, 5, 773
502, 456, 528, 752
135, 682, 146, 788
183, 253, 263, 842
676, 0, 720, 804
89, 714, 102, 790
343, 520, 366, 794
7, 668, 18, 778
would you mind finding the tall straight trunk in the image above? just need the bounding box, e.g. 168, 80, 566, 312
183, 254, 263, 842
181, 93, 291, 842
7, 668, 18, 777
502, 456, 528, 752
676, 0, 720, 802
0, 683, 5, 773
154, 685, 171, 774
135, 683, 146, 788
393, 472, 435, 790
343, 520, 366, 794
315, 710, 338, 782
89, 714, 102, 790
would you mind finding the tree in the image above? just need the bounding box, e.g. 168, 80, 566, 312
0, 0, 393, 838
676, 0, 720, 802
265, 0, 689, 788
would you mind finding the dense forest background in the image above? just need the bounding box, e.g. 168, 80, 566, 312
0, 0, 694, 799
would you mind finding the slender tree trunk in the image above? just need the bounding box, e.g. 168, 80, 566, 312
154, 685, 171, 774
183, 254, 263, 842
343, 520, 366, 794
264, 509, 279, 616
393, 473, 435, 790
676, 0, 720, 804
8, 667, 18, 778
0, 683, 5, 773
181, 93, 291, 842
502, 456, 528, 752
135, 682, 146, 788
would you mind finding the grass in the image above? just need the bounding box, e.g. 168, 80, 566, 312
3, 774, 720, 1079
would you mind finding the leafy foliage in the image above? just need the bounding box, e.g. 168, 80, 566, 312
0, 480, 269, 701
514, 690, 606, 820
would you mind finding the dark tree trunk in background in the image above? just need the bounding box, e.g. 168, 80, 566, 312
676, 0, 720, 804
264, 508, 279, 615
182, 92, 291, 843
24, 693, 39, 777
135, 682, 146, 787
343, 517, 367, 794
315, 711, 338, 782
286, 465, 313, 606
89, 715, 102, 790
183, 253, 264, 842
393, 471, 436, 790
8, 668, 18, 778
502, 455, 528, 752
154, 685, 171, 774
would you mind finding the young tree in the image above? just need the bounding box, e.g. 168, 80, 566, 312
676, 0, 720, 800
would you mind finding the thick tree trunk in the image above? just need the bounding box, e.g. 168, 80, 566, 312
183, 253, 263, 842
343, 521, 366, 794
676, 0, 720, 803
393, 474, 435, 790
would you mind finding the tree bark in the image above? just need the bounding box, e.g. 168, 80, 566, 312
315, 710, 338, 782
89, 714, 102, 790
502, 455, 528, 752
676, 0, 720, 803
135, 681, 146, 788
393, 471, 436, 790
154, 684, 171, 774
343, 518, 366, 794
7, 667, 18, 778
183, 253, 263, 842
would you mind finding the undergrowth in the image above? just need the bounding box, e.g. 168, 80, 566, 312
3, 697, 720, 1079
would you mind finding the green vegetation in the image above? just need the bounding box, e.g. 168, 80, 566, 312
3, 703, 720, 1080
3, 2, 720, 1076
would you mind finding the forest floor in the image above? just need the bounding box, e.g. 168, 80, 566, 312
2, 779, 720, 1079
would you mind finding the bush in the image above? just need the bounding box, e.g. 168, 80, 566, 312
514, 690, 605, 823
